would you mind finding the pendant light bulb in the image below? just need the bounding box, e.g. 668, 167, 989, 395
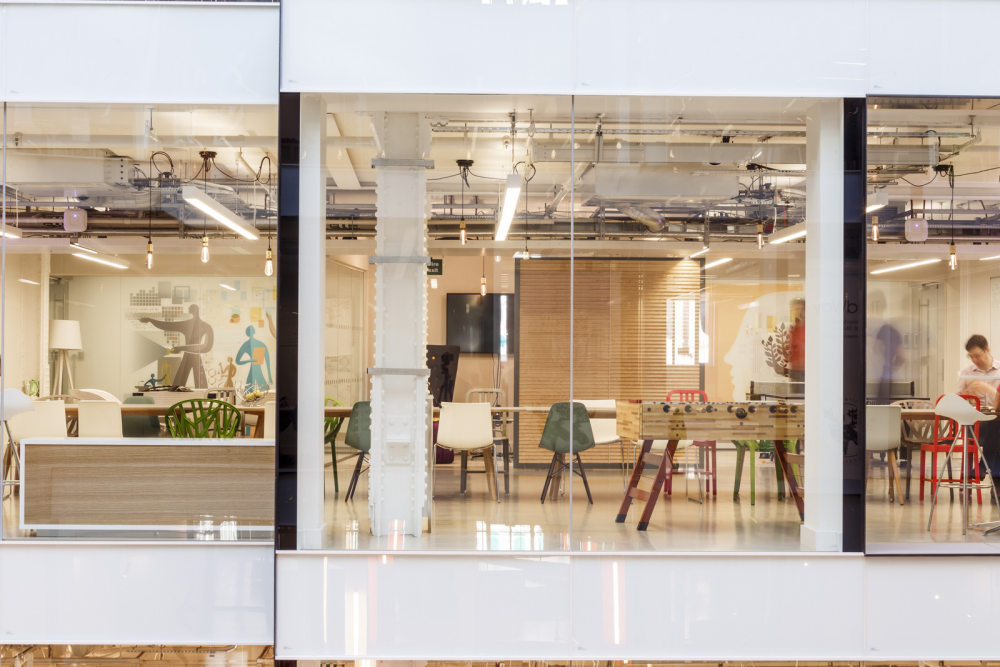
264, 247, 274, 277
872, 215, 880, 242
480, 276, 487, 296
146, 241, 154, 270
756, 222, 764, 249
460, 220, 467, 246
201, 235, 210, 264
949, 243, 957, 271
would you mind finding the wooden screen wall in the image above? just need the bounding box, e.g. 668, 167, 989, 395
517, 259, 702, 464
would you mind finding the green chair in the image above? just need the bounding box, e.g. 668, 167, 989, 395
539, 401, 597, 504
344, 401, 371, 501
325, 397, 345, 494
732, 439, 798, 505
165, 398, 242, 438
122, 394, 161, 437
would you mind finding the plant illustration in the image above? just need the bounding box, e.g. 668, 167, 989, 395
762, 322, 792, 377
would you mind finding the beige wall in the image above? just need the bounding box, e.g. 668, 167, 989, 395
2, 254, 44, 394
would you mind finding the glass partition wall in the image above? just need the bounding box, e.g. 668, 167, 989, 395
865, 96, 1000, 553
295, 94, 835, 553
0, 103, 277, 540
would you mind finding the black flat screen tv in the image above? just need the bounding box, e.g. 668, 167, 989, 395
446, 293, 512, 355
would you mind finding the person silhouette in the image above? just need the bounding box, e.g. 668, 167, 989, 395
235, 325, 272, 393
140, 304, 214, 388
222, 357, 237, 388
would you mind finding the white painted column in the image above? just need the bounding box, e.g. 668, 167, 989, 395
39, 252, 51, 397
369, 112, 431, 537
297, 94, 327, 549
802, 98, 844, 551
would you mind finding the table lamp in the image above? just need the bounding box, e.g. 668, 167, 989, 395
1, 388, 33, 488
50, 319, 82, 395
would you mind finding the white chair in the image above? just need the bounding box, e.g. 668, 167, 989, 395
865, 404, 903, 505
77, 400, 124, 438
436, 401, 499, 501
578, 399, 626, 485
928, 393, 1000, 534
7, 400, 68, 485
263, 401, 276, 439
466, 387, 511, 496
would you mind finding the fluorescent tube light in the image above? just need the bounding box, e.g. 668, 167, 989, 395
0, 227, 22, 239
70, 241, 97, 254
979, 254, 1000, 261
219, 283, 237, 292
704, 257, 733, 269
866, 190, 889, 213
869, 258, 941, 275
495, 174, 522, 241
72, 252, 129, 269
769, 222, 807, 245
513, 250, 542, 260
182, 186, 259, 240
17, 278, 40, 286
689, 246, 710, 259
866, 203, 886, 213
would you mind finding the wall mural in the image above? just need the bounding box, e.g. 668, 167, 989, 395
68, 276, 276, 400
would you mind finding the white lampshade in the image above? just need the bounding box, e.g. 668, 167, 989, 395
1, 388, 34, 419
49, 319, 82, 351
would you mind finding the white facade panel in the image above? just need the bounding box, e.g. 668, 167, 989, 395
571, 554, 864, 659
0, 544, 274, 644
280, 0, 865, 97
276, 553, 573, 659
280, 0, 575, 95
573, 0, 867, 98
869, 0, 1000, 96
1, 3, 278, 104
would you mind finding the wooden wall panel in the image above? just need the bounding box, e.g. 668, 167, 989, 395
517, 259, 702, 465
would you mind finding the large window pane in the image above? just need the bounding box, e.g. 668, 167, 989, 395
1, 103, 276, 541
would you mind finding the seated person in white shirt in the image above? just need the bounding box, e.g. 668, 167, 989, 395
959, 334, 1000, 483
958, 334, 1000, 407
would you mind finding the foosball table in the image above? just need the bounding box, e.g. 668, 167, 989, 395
615, 399, 805, 530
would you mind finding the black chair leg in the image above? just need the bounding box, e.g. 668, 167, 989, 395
540, 453, 559, 503
346, 453, 365, 501
576, 452, 594, 504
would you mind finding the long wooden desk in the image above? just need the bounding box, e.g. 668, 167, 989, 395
615, 399, 805, 529
20, 436, 274, 532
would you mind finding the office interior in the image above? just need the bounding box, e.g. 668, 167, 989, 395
2, 95, 998, 553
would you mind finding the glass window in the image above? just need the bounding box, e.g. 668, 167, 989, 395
866, 96, 1000, 553
1, 103, 277, 541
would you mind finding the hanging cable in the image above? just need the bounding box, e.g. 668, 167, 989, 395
146, 155, 154, 270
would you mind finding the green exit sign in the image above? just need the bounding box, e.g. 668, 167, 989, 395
427, 258, 443, 275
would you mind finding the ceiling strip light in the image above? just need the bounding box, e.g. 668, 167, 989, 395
869, 258, 941, 275
704, 257, 733, 269
980, 254, 1000, 261
181, 186, 259, 240
689, 246, 710, 259
70, 241, 97, 254
72, 252, 129, 270
0, 227, 21, 239
769, 222, 807, 245
495, 174, 522, 242
17, 278, 40, 286
219, 283, 238, 292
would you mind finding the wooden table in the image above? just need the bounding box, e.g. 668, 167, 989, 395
615, 399, 806, 529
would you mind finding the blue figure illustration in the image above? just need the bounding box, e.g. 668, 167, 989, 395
235, 325, 272, 393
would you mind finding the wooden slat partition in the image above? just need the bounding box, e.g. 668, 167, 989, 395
517, 259, 701, 464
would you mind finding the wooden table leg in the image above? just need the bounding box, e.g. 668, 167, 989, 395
773, 441, 804, 519
637, 439, 676, 531
616, 439, 652, 522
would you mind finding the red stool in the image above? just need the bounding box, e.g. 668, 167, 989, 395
920, 393, 983, 504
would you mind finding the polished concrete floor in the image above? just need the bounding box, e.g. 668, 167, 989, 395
323, 448, 1000, 553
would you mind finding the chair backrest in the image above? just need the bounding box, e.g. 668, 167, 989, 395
344, 401, 372, 453
437, 402, 494, 451
577, 399, 618, 445
71, 388, 122, 404
8, 399, 68, 441
77, 400, 123, 438
264, 401, 277, 440
865, 404, 901, 452
538, 402, 597, 455
165, 398, 242, 438
465, 387, 506, 406
667, 389, 708, 403
122, 394, 161, 437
